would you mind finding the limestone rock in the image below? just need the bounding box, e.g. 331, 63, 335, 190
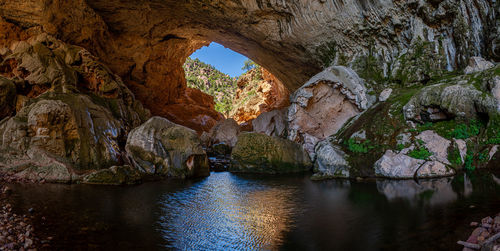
0, 76, 15, 119
0, 0, 496, 136
230, 132, 312, 174
379, 88, 393, 102
374, 130, 456, 179
0, 95, 126, 170
288, 66, 371, 157
488, 76, 500, 111
374, 150, 425, 179
416, 130, 451, 164
252, 108, 287, 138
207, 118, 241, 147
416, 161, 455, 178
464, 57, 495, 74
404, 82, 497, 123
230, 68, 290, 124
0, 34, 150, 183
126, 116, 209, 178
312, 140, 350, 179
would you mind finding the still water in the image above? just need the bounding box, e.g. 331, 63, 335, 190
7, 171, 500, 250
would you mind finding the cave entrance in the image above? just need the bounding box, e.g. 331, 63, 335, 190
183, 42, 290, 128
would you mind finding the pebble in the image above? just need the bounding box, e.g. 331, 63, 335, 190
459, 212, 500, 250
0, 181, 39, 250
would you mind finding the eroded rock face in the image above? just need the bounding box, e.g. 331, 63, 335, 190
125, 117, 210, 178
0, 76, 15, 119
230, 68, 290, 124
464, 57, 495, 74
404, 82, 497, 123
0, 34, 150, 183
0, 0, 496, 132
230, 132, 312, 174
288, 66, 371, 157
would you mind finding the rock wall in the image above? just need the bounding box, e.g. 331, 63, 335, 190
0, 0, 497, 131
230, 67, 290, 124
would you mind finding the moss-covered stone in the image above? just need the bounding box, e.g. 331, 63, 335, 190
230, 132, 312, 174
82, 165, 142, 185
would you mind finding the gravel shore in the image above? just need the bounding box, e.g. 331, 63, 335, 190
1, 175, 39, 251
458, 213, 500, 251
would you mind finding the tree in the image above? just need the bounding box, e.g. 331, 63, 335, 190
242, 59, 257, 71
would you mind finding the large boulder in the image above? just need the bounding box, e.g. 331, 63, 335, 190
252, 108, 287, 138
312, 139, 350, 179
404, 82, 497, 123
374, 131, 455, 179
230, 132, 312, 174
125, 116, 209, 178
288, 66, 372, 158
206, 118, 241, 147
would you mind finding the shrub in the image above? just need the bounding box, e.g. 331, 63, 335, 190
408, 147, 432, 160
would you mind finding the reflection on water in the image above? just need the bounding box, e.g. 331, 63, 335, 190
376, 178, 457, 205
159, 172, 299, 250
6, 170, 500, 250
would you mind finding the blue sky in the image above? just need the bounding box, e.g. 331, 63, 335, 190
190, 42, 248, 77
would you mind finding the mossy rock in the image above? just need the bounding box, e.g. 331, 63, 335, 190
82, 165, 142, 185
230, 132, 312, 174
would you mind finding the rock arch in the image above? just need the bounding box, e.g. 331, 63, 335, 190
0, 0, 497, 129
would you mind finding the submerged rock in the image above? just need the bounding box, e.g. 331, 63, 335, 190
288, 66, 372, 158
82, 165, 142, 185
230, 132, 312, 174
126, 117, 209, 178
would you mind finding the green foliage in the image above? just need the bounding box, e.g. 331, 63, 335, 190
464, 152, 475, 172
346, 138, 375, 153
450, 120, 481, 139
242, 59, 258, 71
408, 146, 432, 160
448, 147, 462, 167
183, 57, 237, 115
416, 120, 482, 140
396, 144, 406, 151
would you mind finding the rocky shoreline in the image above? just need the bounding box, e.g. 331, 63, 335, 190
0, 181, 38, 250
458, 213, 500, 251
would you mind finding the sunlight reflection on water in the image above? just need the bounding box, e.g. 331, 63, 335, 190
159, 172, 299, 250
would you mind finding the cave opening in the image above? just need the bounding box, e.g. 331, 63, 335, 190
182, 42, 290, 129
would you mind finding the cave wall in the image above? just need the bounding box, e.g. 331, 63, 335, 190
0, 0, 497, 130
